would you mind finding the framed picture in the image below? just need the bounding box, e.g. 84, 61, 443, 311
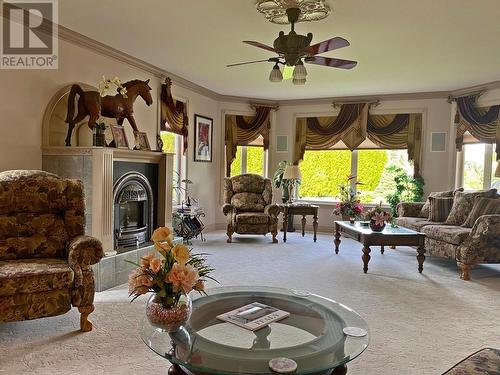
194, 114, 213, 162
110, 125, 129, 149
134, 131, 151, 151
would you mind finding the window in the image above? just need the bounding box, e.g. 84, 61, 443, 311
229, 136, 267, 177
299, 148, 411, 204
160, 131, 184, 205
461, 143, 498, 190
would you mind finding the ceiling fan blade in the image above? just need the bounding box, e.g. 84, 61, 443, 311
306, 56, 357, 69
243, 40, 277, 53
308, 37, 350, 55
226, 59, 271, 67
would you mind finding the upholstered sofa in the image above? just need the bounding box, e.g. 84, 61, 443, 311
0, 170, 104, 331
395, 189, 500, 280
222, 174, 280, 243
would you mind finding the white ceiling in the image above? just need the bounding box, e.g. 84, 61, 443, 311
59, 0, 500, 100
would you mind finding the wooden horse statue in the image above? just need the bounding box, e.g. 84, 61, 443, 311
64, 79, 153, 146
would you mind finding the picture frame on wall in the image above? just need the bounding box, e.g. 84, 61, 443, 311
194, 114, 213, 162
110, 125, 129, 149
133, 131, 151, 151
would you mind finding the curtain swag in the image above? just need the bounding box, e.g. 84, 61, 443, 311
294, 104, 422, 177
453, 95, 500, 169
160, 78, 188, 154
225, 106, 271, 177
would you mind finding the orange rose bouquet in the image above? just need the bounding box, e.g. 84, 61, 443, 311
128, 227, 215, 308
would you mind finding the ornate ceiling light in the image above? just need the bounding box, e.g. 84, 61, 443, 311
256, 0, 331, 24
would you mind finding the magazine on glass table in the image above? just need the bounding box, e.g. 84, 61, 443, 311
217, 302, 290, 331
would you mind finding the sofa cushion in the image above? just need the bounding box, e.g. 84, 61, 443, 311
421, 225, 471, 245
420, 188, 463, 218
0, 213, 68, 260
445, 189, 498, 226
236, 212, 269, 225
394, 217, 442, 232
462, 197, 500, 228
428, 197, 454, 222
231, 193, 266, 212
0, 258, 74, 297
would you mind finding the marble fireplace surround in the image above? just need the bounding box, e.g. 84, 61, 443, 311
42, 147, 174, 291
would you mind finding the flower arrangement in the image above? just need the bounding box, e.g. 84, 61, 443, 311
98, 75, 128, 98
366, 203, 391, 231
333, 175, 364, 220
128, 227, 215, 308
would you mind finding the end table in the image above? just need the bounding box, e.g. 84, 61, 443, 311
279, 203, 319, 243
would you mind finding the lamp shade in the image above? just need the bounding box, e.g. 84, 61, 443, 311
293, 61, 307, 79
283, 165, 301, 180
269, 64, 283, 82
292, 77, 306, 85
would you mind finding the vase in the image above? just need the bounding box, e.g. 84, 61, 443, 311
369, 220, 386, 232
342, 214, 355, 224
146, 293, 192, 332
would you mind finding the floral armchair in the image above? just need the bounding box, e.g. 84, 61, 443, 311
0, 170, 104, 331
222, 174, 280, 243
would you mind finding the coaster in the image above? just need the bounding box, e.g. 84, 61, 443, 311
343, 327, 367, 337
269, 357, 298, 374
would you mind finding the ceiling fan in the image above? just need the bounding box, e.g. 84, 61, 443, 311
227, 7, 357, 85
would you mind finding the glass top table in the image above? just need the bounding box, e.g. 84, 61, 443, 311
141, 286, 369, 375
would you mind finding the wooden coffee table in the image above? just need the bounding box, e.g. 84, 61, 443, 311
334, 221, 426, 274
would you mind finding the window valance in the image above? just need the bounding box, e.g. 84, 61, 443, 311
160, 78, 188, 154
294, 104, 422, 177
454, 95, 500, 164
225, 106, 271, 177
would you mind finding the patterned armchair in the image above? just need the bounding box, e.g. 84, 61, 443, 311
222, 174, 280, 243
0, 170, 104, 331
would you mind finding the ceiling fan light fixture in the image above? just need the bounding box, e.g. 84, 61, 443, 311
269, 63, 283, 82
293, 60, 307, 79
293, 77, 306, 85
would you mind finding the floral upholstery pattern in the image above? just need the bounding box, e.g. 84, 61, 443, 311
397, 191, 500, 280
445, 189, 498, 226
397, 202, 424, 218
0, 170, 103, 330
443, 348, 500, 375
223, 174, 279, 243
421, 225, 471, 245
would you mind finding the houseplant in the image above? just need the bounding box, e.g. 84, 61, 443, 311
333, 175, 364, 222
366, 204, 391, 232
273, 161, 301, 203
128, 227, 215, 331
385, 166, 424, 217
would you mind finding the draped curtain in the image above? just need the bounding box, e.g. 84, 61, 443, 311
454, 95, 500, 164
294, 104, 423, 177
225, 106, 271, 177
160, 78, 188, 154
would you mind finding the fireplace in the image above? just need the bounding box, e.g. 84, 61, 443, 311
113, 172, 154, 249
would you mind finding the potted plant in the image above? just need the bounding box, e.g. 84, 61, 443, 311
333, 175, 364, 223
128, 227, 216, 332
385, 166, 424, 217
366, 204, 391, 232
273, 161, 301, 203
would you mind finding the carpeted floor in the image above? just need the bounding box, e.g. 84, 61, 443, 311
1, 230, 500, 375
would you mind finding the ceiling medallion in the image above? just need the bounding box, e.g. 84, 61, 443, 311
256, 0, 331, 24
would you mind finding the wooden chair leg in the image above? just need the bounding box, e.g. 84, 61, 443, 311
79, 304, 94, 332
457, 262, 472, 281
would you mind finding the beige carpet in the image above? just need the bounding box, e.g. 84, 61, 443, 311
1, 230, 500, 375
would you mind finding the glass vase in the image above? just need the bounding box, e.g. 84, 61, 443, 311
146, 293, 192, 332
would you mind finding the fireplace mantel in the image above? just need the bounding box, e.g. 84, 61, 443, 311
42, 146, 174, 253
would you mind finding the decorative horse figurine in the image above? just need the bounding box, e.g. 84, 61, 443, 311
64, 79, 153, 146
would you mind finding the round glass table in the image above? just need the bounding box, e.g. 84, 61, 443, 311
141, 286, 369, 375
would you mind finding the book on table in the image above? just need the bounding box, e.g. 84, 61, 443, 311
217, 302, 290, 331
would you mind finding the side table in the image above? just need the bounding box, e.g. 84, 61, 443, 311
279, 203, 319, 243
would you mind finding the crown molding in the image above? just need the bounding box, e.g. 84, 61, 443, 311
448, 80, 500, 97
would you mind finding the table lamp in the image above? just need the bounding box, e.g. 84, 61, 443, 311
283, 164, 301, 203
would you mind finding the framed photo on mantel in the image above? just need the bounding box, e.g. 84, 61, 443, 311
194, 114, 213, 162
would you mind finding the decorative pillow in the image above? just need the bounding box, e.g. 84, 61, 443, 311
419, 188, 463, 218
445, 189, 498, 226
462, 197, 500, 228
428, 197, 454, 222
